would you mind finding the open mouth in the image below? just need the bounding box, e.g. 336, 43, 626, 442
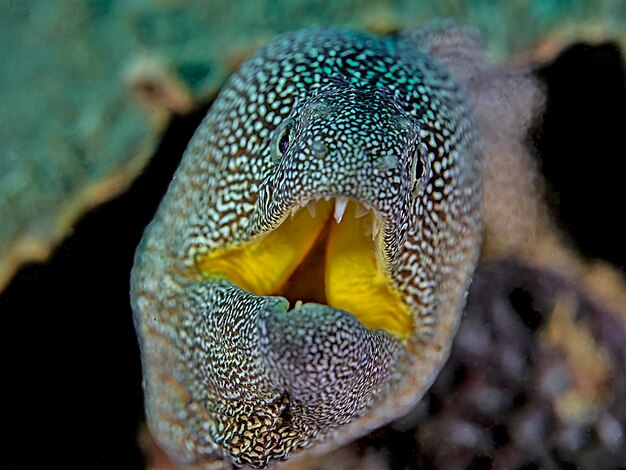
196, 197, 413, 338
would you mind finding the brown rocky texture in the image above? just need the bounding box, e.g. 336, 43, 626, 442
287, 259, 625, 470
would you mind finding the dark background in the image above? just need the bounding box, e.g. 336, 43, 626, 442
2, 43, 625, 469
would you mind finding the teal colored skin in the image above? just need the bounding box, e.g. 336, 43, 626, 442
132, 23, 484, 469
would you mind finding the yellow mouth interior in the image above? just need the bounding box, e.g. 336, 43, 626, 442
196, 199, 412, 338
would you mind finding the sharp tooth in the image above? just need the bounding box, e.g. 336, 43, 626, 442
306, 200, 317, 217
354, 204, 370, 218
323, 196, 330, 201
371, 217, 381, 240
294, 300, 303, 309
290, 206, 299, 219
334, 197, 348, 223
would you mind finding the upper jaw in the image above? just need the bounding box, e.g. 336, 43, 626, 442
248, 174, 410, 269
288, 195, 384, 241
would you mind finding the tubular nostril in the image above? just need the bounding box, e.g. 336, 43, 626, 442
311, 140, 328, 158
378, 154, 399, 171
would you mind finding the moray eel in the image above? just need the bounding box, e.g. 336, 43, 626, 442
132, 23, 483, 469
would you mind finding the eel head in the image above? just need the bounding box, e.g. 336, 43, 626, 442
198, 86, 428, 339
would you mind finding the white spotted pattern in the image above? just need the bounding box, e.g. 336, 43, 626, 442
131, 26, 483, 469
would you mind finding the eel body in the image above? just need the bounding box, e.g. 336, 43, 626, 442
132, 24, 485, 469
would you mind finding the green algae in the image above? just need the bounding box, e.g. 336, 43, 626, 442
1, 0, 624, 290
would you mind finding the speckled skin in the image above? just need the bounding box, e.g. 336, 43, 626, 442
132, 24, 483, 469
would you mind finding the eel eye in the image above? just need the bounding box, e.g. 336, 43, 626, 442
279, 133, 290, 154
270, 118, 294, 163
411, 142, 430, 197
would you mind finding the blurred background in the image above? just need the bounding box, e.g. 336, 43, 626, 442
1, 1, 625, 469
